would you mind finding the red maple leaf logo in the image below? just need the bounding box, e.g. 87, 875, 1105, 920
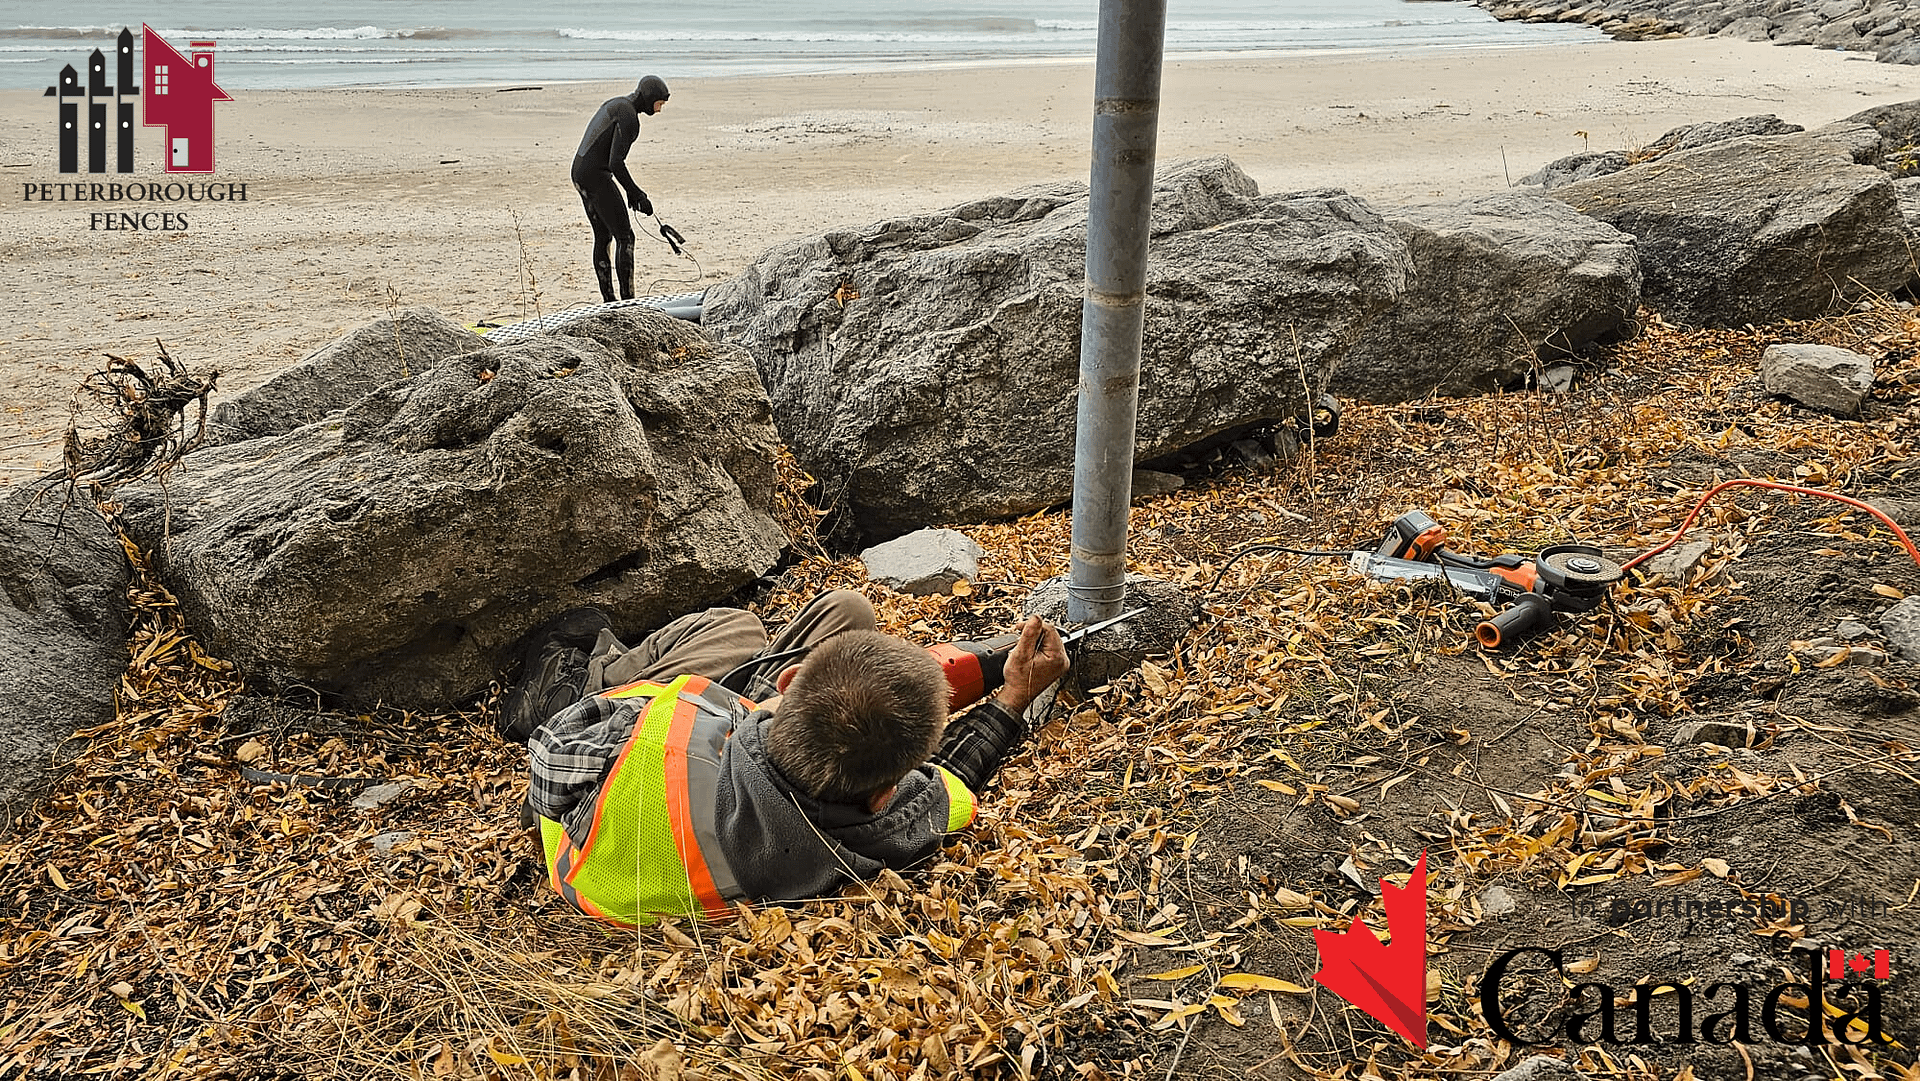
1311, 851, 1428, 1047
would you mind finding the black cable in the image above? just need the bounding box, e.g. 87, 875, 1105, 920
636, 206, 705, 294
716, 643, 817, 695
1203, 543, 1351, 597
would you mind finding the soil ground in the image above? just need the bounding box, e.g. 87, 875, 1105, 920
2, 304, 1918, 1081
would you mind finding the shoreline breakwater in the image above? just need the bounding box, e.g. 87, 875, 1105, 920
1474, 0, 1920, 62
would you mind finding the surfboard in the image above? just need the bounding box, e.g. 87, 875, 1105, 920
470, 291, 705, 345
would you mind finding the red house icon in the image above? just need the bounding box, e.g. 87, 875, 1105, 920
141, 25, 229, 173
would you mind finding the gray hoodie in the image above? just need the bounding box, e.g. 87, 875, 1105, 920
713, 709, 963, 901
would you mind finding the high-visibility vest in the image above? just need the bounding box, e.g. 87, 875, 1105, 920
537, 673, 982, 927
537, 674, 746, 926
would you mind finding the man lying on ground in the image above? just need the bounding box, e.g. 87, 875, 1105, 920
501, 590, 1068, 925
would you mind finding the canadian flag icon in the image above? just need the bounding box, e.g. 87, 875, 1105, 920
1829, 948, 1892, 981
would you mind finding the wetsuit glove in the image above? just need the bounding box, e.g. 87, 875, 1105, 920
928, 700, 1027, 793
628, 189, 653, 216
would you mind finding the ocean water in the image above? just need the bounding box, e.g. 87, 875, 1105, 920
0, 1, 1602, 90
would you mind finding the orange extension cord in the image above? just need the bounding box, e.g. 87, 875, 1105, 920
1623, 479, 1920, 572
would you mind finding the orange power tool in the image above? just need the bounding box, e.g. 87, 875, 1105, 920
927, 608, 1144, 710
1354, 510, 1624, 648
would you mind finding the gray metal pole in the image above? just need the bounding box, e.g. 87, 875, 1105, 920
1068, 0, 1167, 623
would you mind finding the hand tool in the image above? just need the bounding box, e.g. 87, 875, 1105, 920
927, 607, 1145, 709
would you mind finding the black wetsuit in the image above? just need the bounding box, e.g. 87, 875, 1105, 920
572, 78, 666, 302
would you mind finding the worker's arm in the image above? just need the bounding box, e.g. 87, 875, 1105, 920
929, 616, 1068, 792
607, 103, 644, 200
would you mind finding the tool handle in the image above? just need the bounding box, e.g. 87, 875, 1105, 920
926, 634, 1018, 711
1475, 592, 1554, 649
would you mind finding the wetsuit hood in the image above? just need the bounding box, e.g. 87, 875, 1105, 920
634, 75, 670, 116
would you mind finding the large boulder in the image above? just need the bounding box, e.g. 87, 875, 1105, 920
211, 308, 490, 444
1548, 130, 1910, 327
703, 156, 1410, 541
1520, 150, 1633, 191
1645, 115, 1805, 155
1838, 99, 1920, 160
1520, 116, 1804, 190
1338, 191, 1641, 402
115, 310, 787, 709
0, 486, 130, 829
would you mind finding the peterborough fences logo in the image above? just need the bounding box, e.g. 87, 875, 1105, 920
30, 25, 244, 231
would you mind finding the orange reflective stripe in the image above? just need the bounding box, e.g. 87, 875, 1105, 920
663, 677, 729, 919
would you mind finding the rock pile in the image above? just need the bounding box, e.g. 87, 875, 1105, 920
704, 156, 1411, 540
115, 309, 787, 709
1476, 0, 1920, 63
0, 488, 129, 830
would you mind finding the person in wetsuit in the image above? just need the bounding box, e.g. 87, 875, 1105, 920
572, 75, 669, 303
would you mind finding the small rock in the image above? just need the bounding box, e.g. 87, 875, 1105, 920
1131, 469, 1185, 500
860, 528, 984, 597
1760, 344, 1876, 415
352, 780, 412, 811
1229, 438, 1273, 465
1672, 718, 1752, 747
1483, 884, 1519, 917
372, 830, 414, 852
1644, 540, 1713, 583
1541, 363, 1577, 394
1836, 617, 1874, 640
1811, 644, 1890, 667
1880, 596, 1920, 661
1492, 1056, 1587, 1081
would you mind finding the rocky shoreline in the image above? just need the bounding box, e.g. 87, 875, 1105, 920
1473, 0, 1920, 63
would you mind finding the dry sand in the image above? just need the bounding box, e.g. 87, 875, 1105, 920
4, 36, 1919, 477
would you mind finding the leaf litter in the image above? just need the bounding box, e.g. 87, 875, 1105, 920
3, 301, 1919, 1080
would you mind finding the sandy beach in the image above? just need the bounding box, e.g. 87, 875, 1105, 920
4, 35, 1920, 477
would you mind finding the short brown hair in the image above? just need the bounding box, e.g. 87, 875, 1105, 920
767, 631, 948, 804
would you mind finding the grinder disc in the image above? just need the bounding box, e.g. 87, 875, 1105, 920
1537, 544, 1625, 593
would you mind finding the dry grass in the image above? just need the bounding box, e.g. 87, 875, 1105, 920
4, 300, 1919, 1080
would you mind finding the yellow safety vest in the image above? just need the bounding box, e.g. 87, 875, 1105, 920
538, 674, 744, 926
537, 674, 981, 927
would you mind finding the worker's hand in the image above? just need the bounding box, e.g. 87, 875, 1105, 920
994, 615, 1069, 716
628, 188, 653, 216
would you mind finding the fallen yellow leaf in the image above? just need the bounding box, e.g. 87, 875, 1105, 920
1140, 965, 1205, 981
486, 1043, 530, 1067
1114, 929, 1184, 948
1218, 973, 1311, 994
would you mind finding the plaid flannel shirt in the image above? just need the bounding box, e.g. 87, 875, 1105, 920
524, 690, 643, 832
525, 667, 781, 833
